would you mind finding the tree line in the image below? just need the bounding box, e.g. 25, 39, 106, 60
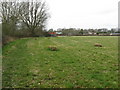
49, 28, 119, 36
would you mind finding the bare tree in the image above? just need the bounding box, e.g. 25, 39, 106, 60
0, 1, 21, 36
19, 1, 49, 36
0, 0, 49, 38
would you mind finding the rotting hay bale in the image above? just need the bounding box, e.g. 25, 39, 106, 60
48, 46, 58, 51
94, 43, 102, 47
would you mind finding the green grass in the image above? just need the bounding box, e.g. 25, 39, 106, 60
2, 36, 118, 88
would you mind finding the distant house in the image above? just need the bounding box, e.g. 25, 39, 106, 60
88, 32, 92, 35
87, 32, 96, 35
56, 32, 62, 36
110, 33, 120, 36
48, 31, 63, 37
48, 32, 56, 37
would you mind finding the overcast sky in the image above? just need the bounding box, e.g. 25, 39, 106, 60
46, 0, 119, 30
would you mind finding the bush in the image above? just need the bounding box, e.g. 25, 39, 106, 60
2, 35, 17, 45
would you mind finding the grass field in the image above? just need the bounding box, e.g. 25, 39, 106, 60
2, 36, 118, 88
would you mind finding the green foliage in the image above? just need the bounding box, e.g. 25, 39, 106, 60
2, 36, 118, 88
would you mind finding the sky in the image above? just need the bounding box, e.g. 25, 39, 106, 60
46, 0, 119, 30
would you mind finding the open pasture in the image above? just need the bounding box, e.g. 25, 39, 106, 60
2, 36, 118, 88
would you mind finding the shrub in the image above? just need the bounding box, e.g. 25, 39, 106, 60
2, 35, 17, 45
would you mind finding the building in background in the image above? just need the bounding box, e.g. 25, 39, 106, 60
56, 32, 63, 36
